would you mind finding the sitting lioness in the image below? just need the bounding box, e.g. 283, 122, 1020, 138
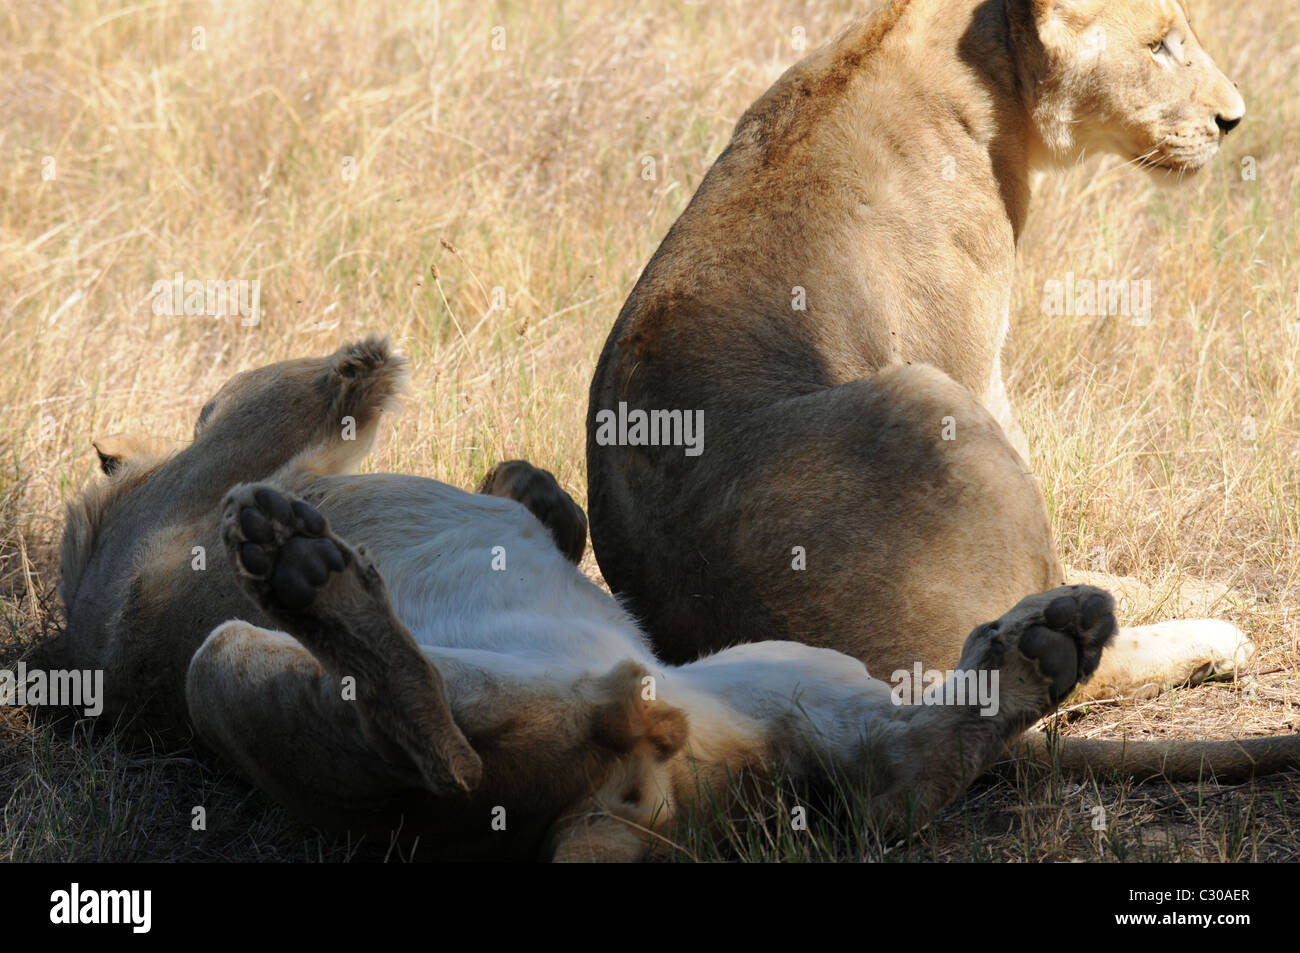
585, 0, 1286, 775
51, 338, 1146, 860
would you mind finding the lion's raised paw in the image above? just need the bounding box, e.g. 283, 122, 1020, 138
222, 484, 369, 612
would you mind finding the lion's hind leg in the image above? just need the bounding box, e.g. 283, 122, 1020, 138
853, 584, 1117, 827
219, 482, 481, 795
657, 585, 1119, 837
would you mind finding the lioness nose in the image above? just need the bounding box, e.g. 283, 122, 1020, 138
1216, 113, 1242, 134
1216, 83, 1246, 135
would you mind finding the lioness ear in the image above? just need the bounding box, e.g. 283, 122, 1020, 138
92, 433, 179, 477
93, 440, 124, 476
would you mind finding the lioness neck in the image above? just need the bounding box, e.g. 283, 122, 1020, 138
836, 0, 1040, 233
759, 0, 1039, 246
625, 0, 1044, 396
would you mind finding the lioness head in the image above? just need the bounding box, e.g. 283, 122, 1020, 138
1014, 0, 1245, 174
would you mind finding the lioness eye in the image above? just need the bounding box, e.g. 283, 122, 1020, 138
1152, 32, 1188, 64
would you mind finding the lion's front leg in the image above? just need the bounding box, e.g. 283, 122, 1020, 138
219, 482, 482, 796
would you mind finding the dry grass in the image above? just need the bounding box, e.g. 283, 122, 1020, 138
1, 0, 1298, 861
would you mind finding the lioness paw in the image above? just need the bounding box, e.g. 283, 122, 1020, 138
219, 482, 483, 797
962, 586, 1117, 716
222, 484, 368, 612
477, 459, 588, 564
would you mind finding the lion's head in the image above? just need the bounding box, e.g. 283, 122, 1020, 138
1014, 0, 1245, 175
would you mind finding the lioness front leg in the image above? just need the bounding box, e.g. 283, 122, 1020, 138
860, 585, 1116, 829
220, 483, 482, 795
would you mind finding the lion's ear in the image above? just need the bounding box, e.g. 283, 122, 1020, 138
92, 433, 178, 478
93, 437, 126, 476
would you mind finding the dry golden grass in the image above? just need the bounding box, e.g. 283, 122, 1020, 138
1, 0, 1298, 861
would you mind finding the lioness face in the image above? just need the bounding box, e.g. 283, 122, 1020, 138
1033, 0, 1245, 174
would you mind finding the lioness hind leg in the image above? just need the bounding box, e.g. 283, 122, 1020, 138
477, 460, 588, 564
860, 584, 1117, 827
220, 482, 482, 796
659, 586, 1117, 836
484, 587, 1118, 855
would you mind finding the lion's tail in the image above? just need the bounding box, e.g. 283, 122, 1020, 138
1011, 731, 1300, 783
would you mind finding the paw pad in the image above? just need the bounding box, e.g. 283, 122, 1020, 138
225, 486, 351, 612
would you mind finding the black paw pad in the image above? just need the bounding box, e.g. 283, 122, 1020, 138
240, 541, 272, 577
239, 506, 273, 543
272, 566, 317, 611
254, 487, 293, 525
269, 537, 348, 610
1043, 596, 1077, 631
293, 500, 326, 536
229, 486, 352, 611
1081, 594, 1110, 629
1020, 625, 1079, 704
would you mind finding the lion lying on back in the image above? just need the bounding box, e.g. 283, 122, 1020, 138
49, 337, 1142, 861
